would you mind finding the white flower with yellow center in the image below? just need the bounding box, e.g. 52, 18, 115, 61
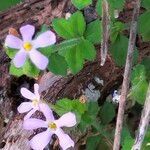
23, 110, 76, 150
5, 24, 56, 70
17, 83, 51, 120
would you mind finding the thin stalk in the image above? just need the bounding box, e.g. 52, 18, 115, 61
132, 82, 150, 150
113, 0, 141, 150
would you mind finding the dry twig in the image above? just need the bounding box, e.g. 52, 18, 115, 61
113, 0, 141, 149
101, 0, 110, 66
132, 83, 150, 150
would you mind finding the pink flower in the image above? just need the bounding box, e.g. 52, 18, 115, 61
18, 83, 52, 120
23, 109, 76, 150
5, 24, 56, 70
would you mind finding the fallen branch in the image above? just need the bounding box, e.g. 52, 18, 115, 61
131, 82, 150, 150
100, 0, 110, 66
113, 0, 141, 150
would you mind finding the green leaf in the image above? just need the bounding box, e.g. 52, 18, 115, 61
122, 135, 134, 150
65, 39, 96, 74
23, 59, 40, 78
141, 128, 150, 149
48, 53, 68, 76
96, 0, 102, 16
141, 0, 150, 10
100, 101, 115, 125
96, 0, 125, 17
47, 38, 96, 74
9, 63, 24, 77
78, 112, 93, 131
110, 35, 138, 66
86, 135, 101, 150
54, 38, 82, 55
52, 98, 73, 116
130, 65, 149, 104
71, 0, 92, 10
79, 39, 96, 61
65, 45, 84, 74
0, 0, 21, 11
53, 98, 87, 118
110, 21, 125, 43
52, 11, 86, 39
5, 47, 18, 59
141, 57, 150, 80
138, 11, 150, 41
87, 102, 100, 116
84, 19, 102, 44
73, 100, 87, 115
130, 64, 149, 105
9, 59, 40, 78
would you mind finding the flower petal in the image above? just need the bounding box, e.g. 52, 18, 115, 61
17, 102, 32, 113
30, 129, 52, 150
34, 83, 40, 99
55, 112, 76, 128
39, 103, 54, 121
13, 49, 27, 68
33, 31, 56, 48
5, 35, 22, 49
24, 109, 37, 120
21, 87, 36, 100
29, 49, 48, 70
20, 24, 35, 41
23, 118, 47, 130
55, 128, 74, 150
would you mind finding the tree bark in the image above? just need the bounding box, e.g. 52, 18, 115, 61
0, 0, 150, 150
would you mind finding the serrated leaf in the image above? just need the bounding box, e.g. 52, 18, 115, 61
65, 45, 84, 74
54, 38, 82, 55
141, 57, 150, 80
23, 59, 40, 77
110, 21, 125, 43
141, 0, 150, 10
122, 136, 134, 150
141, 129, 150, 150
64, 39, 96, 74
96, 0, 125, 17
138, 11, 150, 41
87, 102, 100, 116
53, 98, 73, 116
53, 98, 86, 118
71, 0, 92, 10
130, 64, 148, 105
78, 112, 93, 131
5, 47, 18, 59
100, 101, 115, 125
9, 63, 24, 77
110, 35, 138, 66
48, 53, 67, 76
0, 0, 21, 11
9, 59, 40, 78
131, 64, 146, 84
84, 19, 102, 44
52, 11, 86, 39
48, 37, 96, 74
86, 135, 101, 150
80, 39, 96, 61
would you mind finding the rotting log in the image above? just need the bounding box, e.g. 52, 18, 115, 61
0, 0, 150, 150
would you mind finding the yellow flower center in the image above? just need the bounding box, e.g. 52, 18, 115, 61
48, 122, 57, 130
23, 42, 32, 51
32, 99, 39, 107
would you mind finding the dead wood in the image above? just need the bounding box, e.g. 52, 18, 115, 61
0, 0, 149, 150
